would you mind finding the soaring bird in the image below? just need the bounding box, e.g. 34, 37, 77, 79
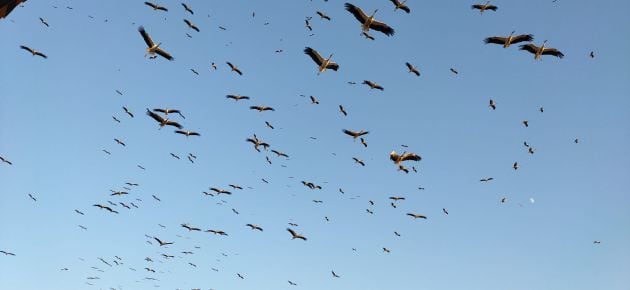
302, 181, 322, 190
226, 62, 242, 75
206, 229, 228, 236
27, 193, 37, 201
344, 3, 395, 36
316, 11, 331, 20
332, 270, 340, 278
407, 213, 427, 219
226, 94, 250, 101
153, 108, 185, 119
175, 130, 200, 137
122, 106, 134, 118
361, 32, 375, 40
93, 204, 119, 214
114, 139, 126, 146
19, 45, 47, 58
339, 105, 348, 116
360, 137, 368, 147
229, 184, 243, 190
250, 105, 275, 112
389, 0, 411, 13
390, 151, 421, 165
39, 17, 49, 27
304, 47, 339, 74
246, 134, 270, 152
146, 109, 183, 129
0, 156, 12, 165
309, 95, 320, 104
480, 177, 494, 182
405, 62, 420, 76
265, 121, 274, 129
112, 116, 121, 123
138, 26, 174, 60
520, 41, 564, 60
209, 187, 232, 195
305, 18, 313, 31
271, 150, 289, 158
513, 162, 519, 170
352, 157, 365, 166
489, 99, 496, 110
362, 80, 384, 90
181, 223, 201, 231
471, 2, 497, 13
0, 250, 16, 256
144, 2, 168, 11
450, 68, 459, 75
484, 31, 533, 48
522, 120, 529, 127
343, 129, 369, 139
181, 3, 193, 14
389, 196, 405, 201
246, 224, 263, 231
153, 237, 173, 246
287, 228, 307, 240
183, 19, 200, 32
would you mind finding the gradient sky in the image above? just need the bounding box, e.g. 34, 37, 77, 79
1, 0, 629, 289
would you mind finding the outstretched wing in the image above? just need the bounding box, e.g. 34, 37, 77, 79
484, 36, 507, 45
519, 43, 539, 54
369, 20, 395, 36
542, 48, 564, 58
304, 47, 324, 66
511, 34, 534, 44
345, 3, 368, 24
146, 109, 165, 123
138, 26, 154, 47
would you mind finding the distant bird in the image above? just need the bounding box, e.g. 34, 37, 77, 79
19, 45, 47, 58
407, 213, 427, 219
226, 94, 250, 101
175, 130, 200, 137
539, 107, 544, 113
344, 3, 395, 36
590, 51, 595, 58
343, 129, 369, 139
362, 80, 384, 90
112, 116, 120, 123
153, 108, 185, 118
394, 231, 401, 237
361, 32, 375, 40
513, 162, 519, 170
271, 150, 289, 158
574, 138, 579, 144
181, 3, 193, 14
489, 99, 496, 110
28, 193, 37, 201
528, 147, 535, 154
170, 153, 180, 159
181, 224, 201, 231
74, 209, 84, 215
305, 19, 313, 31
246, 224, 263, 231
123, 106, 134, 118
443, 208, 449, 215
138, 26, 174, 60
471, 2, 497, 13
229, 184, 243, 190
383, 247, 391, 253
265, 121, 275, 129
332, 270, 340, 278
246, 134, 270, 152
102, 149, 111, 155
206, 229, 228, 236
405, 62, 420, 76
287, 228, 307, 240
302, 181, 322, 190
390, 151, 421, 165
110, 191, 128, 196
484, 31, 533, 48
237, 273, 245, 279
115, 90, 123, 95
93, 204, 119, 214
360, 137, 368, 147
210, 187, 232, 195
310, 95, 320, 104
0, 156, 12, 165
523, 120, 529, 127
0, 251, 16, 256
144, 2, 168, 11
520, 41, 564, 59
152, 195, 161, 202
250, 105, 275, 112
288, 280, 297, 286
339, 105, 348, 116
316, 11, 331, 20
389, 0, 411, 13
366, 208, 374, 214
226, 62, 243, 75
183, 19, 200, 32
480, 177, 494, 182
114, 139, 126, 146
146, 109, 183, 129
352, 157, 365, 166
389, 196, 405, 201
190, 68, 199, 75
39, 17, 49, 27
450, 68, 458, 74
153, 237, 174, 247
593, 240, 601, 244
304, 47, 339, 74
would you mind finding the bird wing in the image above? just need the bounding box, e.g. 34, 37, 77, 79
542, 48, 564, 58
19, 45, 33, 54
326, 62, 339, 71
344, 3, 368, 24
369, 20, 395, 36
487, 5, 498, 10
303, 47, 324, 66
146, 109, 166, 123
483, 36, 507, 45
342, 129, 355, 136
400, 152, 421, 162
519, 43, 539, 54
400, 5, 411, 13
144, 2, 157, 9
165, 120, 183, 129
35, 51, 48, 58
138, 26, 154, 47
511, 34, 534, 44
154, 48, 174, 61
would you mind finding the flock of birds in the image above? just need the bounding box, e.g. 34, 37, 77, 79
1, 0, 608, 290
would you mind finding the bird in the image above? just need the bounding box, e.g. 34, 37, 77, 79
110, 191, 128, 196
484, 31, 533, 48
153, 237, 174, 246
523, 120, 529, 127
209, 187, 232, 195
489, 99, 496, 110
593, 240, 601, 244
361, 32, 375, 40
246, 134, 270, 152
0, 251, 16, 256
405, 62, 420, 76
316, 11, 331, 20
138, 26, 173, 60
343, 129, 369, 139
27, 193, 36, 201
390, 151, 421, 165
112, 116, 120, 123
590, 51, 595, 58
539, 107, 544, 113
309, 95, 320, 104
206, 229, 228, 236
302, 181, 322, 190
102, 149, 111, 155
305, 19, 313, 31
480, 177, 494, 182
520, 41, 564, 60
443, 208, 449, 215
246, 224, 263, 231
344, 3, 395, 36
181, 224, 201, 231
450, 68, 459, 74
389, 0, 411, 13
39, 17, 49, 27
144, 2, 168, 11
304, 47, 339, 74
360, 138, 368, 147
153, 108, 185, 118
146, 109, 183, 129
226, 62, 243, 75
237, 273, 245, 279
332, 270, 340, 278
574, 138, 579, 144
19, 45, 47, 58
175, 130, 200, 137
229, 184, 243, 190
271, 150, 289, 158
528, 147, 535, 155
0, 156, 12, 165
352, 157, 365, 166
287, 228, 307, 240
183, 19, 200, 32
122, 106, 134, 118
362, 80, 384, 90
389, 196, 405, 201
152, 195, 161, 202
181, 3, 193, 14
265, 121, 275, 129
383, 247, 391, 253
93, 204, 119, 214
513, 162, 519, 170
170, 153, 180, 159
74, 209, 85, 215
288, 280, 297, 286
394, 231, 401, 237
250, 105, 275, 112
407, 213, 427, 219
471, 2, 498, 13
114, 139, 126, 146
339, 105, 348, 116
226, 94, 250, 101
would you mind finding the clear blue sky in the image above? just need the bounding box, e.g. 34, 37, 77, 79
1, 0, 629, 289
